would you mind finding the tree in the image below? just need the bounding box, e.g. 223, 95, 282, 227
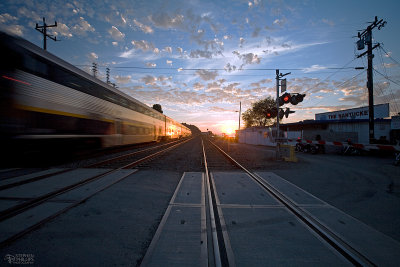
152, 104, 163, 113
182, 123, 201, 134
242, 96, 276, 128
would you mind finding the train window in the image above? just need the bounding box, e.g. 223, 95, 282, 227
23, 54, 48, 77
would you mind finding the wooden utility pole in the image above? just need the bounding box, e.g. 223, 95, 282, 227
35, 17, 57, 50
356, 16, 387, 143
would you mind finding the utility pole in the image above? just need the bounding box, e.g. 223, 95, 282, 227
356, 16, 387, 144
106, 67, 110, 84
275, 69, 290, 159
238, 101, 241, 131
35, 17, 57, 50
92, 62, 98, 78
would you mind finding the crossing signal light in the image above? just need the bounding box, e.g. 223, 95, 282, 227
265, 107, 278, 118
290, 93, 306, 105
279, 92, 291, 106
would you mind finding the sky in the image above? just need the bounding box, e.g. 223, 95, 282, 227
1, 0, 400, 135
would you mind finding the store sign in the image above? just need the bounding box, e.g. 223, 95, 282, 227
391, 116, 400, 130
315, 103, 389, 121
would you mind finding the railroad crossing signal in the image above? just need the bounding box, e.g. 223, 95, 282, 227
279, 92, 291, 106
265, 107, 278, 118
290, 93, 306, 105
279, 93, 306, 106
280, 108, 295, 119
265, 107, 295, 119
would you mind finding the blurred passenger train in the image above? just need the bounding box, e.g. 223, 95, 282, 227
0, 32, 191, 154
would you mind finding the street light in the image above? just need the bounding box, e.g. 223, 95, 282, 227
234, 101, 242, 131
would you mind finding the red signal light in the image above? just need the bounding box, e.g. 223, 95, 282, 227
283, 95, 290, 102
279, 93, 291, 106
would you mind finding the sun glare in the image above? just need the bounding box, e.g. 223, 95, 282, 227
220, 121, 237, 136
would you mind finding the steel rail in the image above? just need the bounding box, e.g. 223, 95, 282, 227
0, 169, 138, 249
208, 138, 376, 267
0, 137, 193, 222
0, 139, 185, 191
88, 138, 184, 168
201, 139, 222, 267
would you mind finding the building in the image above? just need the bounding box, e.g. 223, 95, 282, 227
237, 104, 399, 145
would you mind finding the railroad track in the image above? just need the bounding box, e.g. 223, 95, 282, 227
0, 137, 192, 248
163, 139, 384, 266
200, 137, 378, 266
0, 138, 187, 191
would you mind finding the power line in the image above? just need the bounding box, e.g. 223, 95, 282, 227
294, 70, 367, 116
377, 47, 400, 113
74, 64, 359, 72
380, 46, 400, 66
373, 68, 400, 87
301, 58, 359, 95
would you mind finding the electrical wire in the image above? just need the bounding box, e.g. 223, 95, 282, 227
293, 70, 367, 116
374, 68, 400, 87
376, 48, 400, 113
74, 64, 359, 73
301, 58, 359, 95
380, 46, 400, 66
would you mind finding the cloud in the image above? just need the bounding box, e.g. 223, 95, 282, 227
120, 49, 134, 58
322, 19, 334, 26
239, 37, 245, 47
223, 83, 241, 94
303, 64, 328, 73
0, 24, 24, 36
273, 17, 286, 27
190, 50, 213, 59
209, 106, 233, 112
133, 19, 153, 34
206, 82, 221, 92
87, 52, 98, 61
131, 40, 155, 52
384, 51, 392, 58
193, 82, 204, 91
233, 51, 261, 68
0, 13, 17, 24
195, 70, 219, 81
52, 22, 73, 38
383, 63, 397, 68
224, 63, 237, 72
108, 26, 125, 41
164, 46, 172, 53
148, 12, 184, 29
252, 27, 261, 37
259, 78, 272, 84
240, 53, 261, 65
141, 75, 157, 85
17, 7, 40, 21
114, 75, 132, 84
72, 17, 95, 36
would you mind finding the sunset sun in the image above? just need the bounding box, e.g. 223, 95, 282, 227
220, 120, 237, 136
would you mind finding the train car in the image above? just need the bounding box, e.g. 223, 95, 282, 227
0, 32, 191, 154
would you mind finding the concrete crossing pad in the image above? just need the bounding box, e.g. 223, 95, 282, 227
141, 172, 207, 267
211, 171, 349, 266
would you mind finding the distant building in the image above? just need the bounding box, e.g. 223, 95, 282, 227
237, 104, 399, 145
